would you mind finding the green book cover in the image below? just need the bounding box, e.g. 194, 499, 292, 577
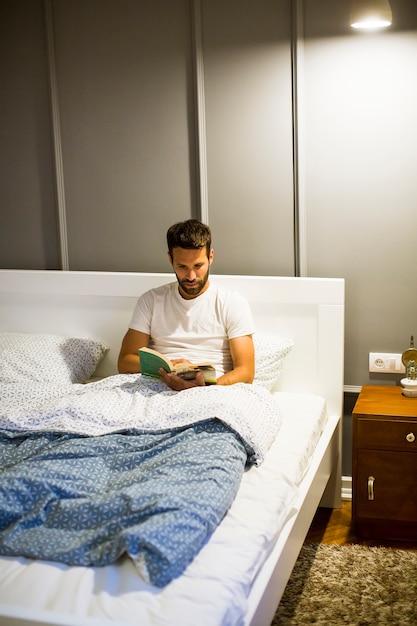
139, 347, 172, 378
139, 347, 217, 383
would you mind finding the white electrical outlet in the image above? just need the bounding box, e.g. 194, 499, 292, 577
369, 352, 405, 374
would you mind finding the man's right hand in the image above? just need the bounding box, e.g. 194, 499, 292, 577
159, 368, 206, 391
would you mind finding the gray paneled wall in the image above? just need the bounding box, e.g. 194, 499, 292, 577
53, 0, 197, 272
1, 0, 294, 275
1, 0, 59, 269
304, 0, 417, 387
202, 0, 294, 276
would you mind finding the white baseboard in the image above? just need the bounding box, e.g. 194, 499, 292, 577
343, 385, 361, 394
341, 475, 352, 501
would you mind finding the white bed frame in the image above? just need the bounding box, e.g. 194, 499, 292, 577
0, 270, 345, 626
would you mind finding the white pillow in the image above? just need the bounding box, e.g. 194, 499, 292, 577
0, 332, 108, 384
253, 333, 293, 391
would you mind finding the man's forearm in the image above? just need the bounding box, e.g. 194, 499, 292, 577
216, 366, 254, 386
117, 354, 140, 374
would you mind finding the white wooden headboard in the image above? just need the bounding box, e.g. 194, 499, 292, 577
0, 270, 344, 418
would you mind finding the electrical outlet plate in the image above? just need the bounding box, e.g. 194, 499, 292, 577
369, 352, 405, 374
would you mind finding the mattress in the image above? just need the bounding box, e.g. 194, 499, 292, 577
0, 391, 327, 626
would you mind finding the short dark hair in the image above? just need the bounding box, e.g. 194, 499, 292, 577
167, 219, 212, 257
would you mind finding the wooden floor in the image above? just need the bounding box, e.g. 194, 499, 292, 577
305, 500, 417, 550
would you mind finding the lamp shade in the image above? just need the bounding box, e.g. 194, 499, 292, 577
350, 0, 392, 29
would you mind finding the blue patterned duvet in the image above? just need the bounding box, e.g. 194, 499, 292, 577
0, 375, 282, 586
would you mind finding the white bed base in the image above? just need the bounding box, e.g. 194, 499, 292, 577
0, 270, 345, 626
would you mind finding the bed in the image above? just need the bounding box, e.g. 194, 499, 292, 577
0, 270, 344, 626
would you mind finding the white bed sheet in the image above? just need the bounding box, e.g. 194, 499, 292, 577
0, 392, 327, 626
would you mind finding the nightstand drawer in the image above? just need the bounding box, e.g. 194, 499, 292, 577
356, 450, 417, 523
357, 418, 417, 451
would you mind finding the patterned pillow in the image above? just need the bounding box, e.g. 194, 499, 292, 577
0, 332, 108, 384
253, 333, 293, 392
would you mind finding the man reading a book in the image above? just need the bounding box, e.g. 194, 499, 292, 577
118, 219, 255, 391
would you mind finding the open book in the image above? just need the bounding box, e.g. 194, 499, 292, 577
139, 347, 217, 384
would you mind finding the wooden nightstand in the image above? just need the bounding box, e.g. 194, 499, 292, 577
352, 385, 417, 541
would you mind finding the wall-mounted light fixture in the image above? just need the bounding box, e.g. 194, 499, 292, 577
350, 0, 392, 30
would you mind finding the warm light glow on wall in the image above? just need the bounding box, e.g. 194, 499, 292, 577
350, 0, 392, 30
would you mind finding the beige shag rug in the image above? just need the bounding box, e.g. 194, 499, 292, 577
272, 543, 417, 625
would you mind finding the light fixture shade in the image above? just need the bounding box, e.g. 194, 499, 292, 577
350, 0, 392, 29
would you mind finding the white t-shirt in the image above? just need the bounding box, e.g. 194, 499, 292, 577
129, 281, 255, 376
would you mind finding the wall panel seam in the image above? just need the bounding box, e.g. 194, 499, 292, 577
192, 0, 209, 225
292, 0, 307, 277
44, 0, 69, 270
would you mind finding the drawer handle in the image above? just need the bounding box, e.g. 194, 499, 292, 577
406, 432, 416, 443
368, 476, 375, 501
